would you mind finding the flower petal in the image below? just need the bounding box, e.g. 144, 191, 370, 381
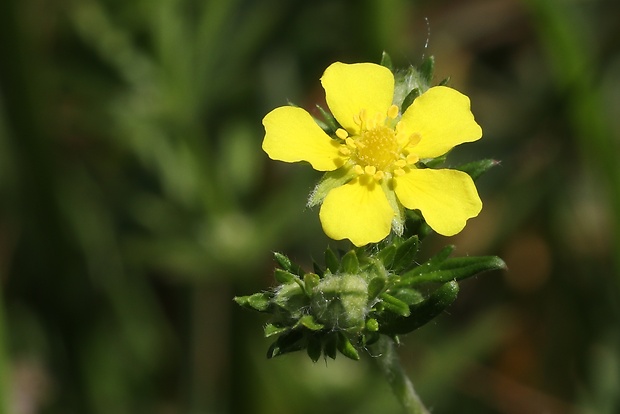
319, 177, 394, 246
321, 62, 394, 135
399, 86, 482, 159
394, 168, 482, 236
262, 106, 344, 171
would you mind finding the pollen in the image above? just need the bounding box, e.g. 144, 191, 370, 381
354, 124, 399, 172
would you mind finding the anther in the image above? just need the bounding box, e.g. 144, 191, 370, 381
374, 171, 385, 181
364, 166, 377, 176
339, 146, 351, 156
346, 137, 357, 149
393, 168, 406, 177
395, 159, 407, 168
406, 154, 419, 164
336, 128, 348, 140
387, 105, 399, 119
353, 165, 364, 175
408, 133, 422, 146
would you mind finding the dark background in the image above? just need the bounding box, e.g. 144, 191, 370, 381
1, 0, 619, 413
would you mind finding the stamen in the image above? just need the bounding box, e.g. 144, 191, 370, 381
336, 128, 348, 140
353, 165, 364, 175
408, 133, 422, 147
364, 166, 377, 176
406, 154, 419, 164
394, 159, 407, 168
374, 171, 385, 181
346, 137, 357, 149
387, 105, 399, 119
393, 168, 406, 177
339, 146, 351, 156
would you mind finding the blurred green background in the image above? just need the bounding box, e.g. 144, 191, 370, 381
1, 0, 619, 413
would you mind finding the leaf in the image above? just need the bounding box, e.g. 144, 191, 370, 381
401, 87, 420, 113
392, 235, 419, 272
325, 246, 340, 274
274, 268, 297, 284
298, 315, 324, 331
273, 252, 304, 276
419, 55, 435, 85
380, 281, 460, 336
379, 293, 411, 317
337, 332, 360, 361
339, 250, 360, 274
402, 256, 506, 286
304, 273, 321, 295
376, 244, 397, 269
267, 330, 306, 359
456, 159, 501, 181
307, 167, 356, 207
380, 51, 394, 71
315, 104, 339, 133
368, 277, 386, 303
264, 323, 288, 338
233, 293, 270, 312
307, 336, 322, 362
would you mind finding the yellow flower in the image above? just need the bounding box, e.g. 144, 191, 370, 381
262, 62, 483, 247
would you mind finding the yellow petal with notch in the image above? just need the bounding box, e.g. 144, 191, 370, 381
394, 168, 482, 236
321, 62, 394, 135
398, 86, 482, 159
319, 177, 394, 246
262, 106, 343, 171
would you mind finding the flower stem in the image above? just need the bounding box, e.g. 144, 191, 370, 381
373, 336, 430, 414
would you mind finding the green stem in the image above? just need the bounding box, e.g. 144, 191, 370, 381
373, 337, 430, 414
0, 283, 8, 414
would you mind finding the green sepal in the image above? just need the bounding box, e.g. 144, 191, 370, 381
324, 333, 338, 360
456, 159, 501, 181
307, 167, 356, 207
380, 51, 393, 71
390, 288, 424, 306
401, 255, 506, 286
297, 315, 324, 331
325, 246, 340, 274
379, 293, 411, 317
264, 323, 288, 338
304, 273, 321, 295
380, 281, 460, 336
392, 235, 419, 272
419, 153, 448, 169
267, 330, 306, 359
368, 277, 386, 303
419, 55, 435, 85
234, 292, 271, 312
401, 88, 420, 113
337, 332, 360, 361
438, 76, 451, 86
366, 318, 379, 332
307, 336, 323, 362
339, 250, 360, 274
315, 104, 339, 134
274, 268, 298, 284
273, 252, 304, 276
376, 243, 397, 269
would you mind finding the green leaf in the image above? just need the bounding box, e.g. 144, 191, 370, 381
308, 167, 356, 207
307, 336, 322, 362
233, 293, 271, 312
298, 315, 324, 331
419, 55, 435, 85
325, 246, 340, 274
324, 333, 338, 360
273, 252, 304, 276
264, 323, 288, 338
376, 244, 397, 269
402, 256, 506, 286
456, 159, 501, 181
438, 76, 451, 86
315, 104, 339, 133
401, 87, 420, 113
390, 288, 424, 306
392, 235, 419, 272
380, 281, 460, 336
379, 293, 411, 317
337, 332, 360, 361
368, 277, 386, 302
274, 268, 297, 284
340, 250, 360, 274
267, 330, 306, 359
304, 273, 321, 295
380, 51, 394, 71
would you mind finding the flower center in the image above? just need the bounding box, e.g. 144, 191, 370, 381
355, 126, 399, 171
336, 105, 421, 181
